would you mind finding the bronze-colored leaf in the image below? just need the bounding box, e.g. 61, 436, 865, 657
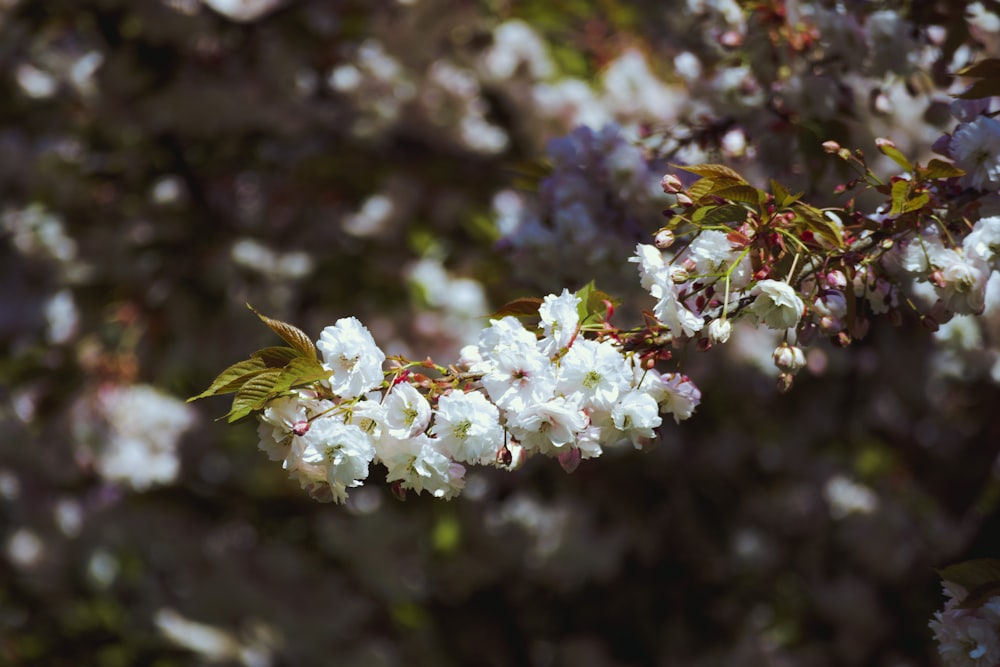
248, 304, 317, 360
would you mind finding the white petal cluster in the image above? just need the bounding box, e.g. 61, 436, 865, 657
74, 384, 196, 492
538, 289, 580, 355
934, 250, 989, 315
254, 286, 706, 503
750, 279, 805, 330
429, 390, 504, 465
930, 584, 1000, 667
684, 230, 751, 288
317, 317, 386, 398
631, 243, 705, 337
951, 115, 1000, 192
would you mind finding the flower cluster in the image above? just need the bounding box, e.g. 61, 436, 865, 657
249, 289, 701, 504
930, 578, 1000, 667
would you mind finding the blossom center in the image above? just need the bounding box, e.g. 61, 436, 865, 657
453, 420, 472, 440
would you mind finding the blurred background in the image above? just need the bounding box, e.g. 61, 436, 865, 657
4, 0, 1000, 665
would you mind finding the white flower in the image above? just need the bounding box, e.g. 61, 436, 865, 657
538, 289, 580, 355
296, 415, 376, 503
80, 385, 196, 491
708, 318, 733, 344
651, 277, 704, 337
474, 317, 556, 412
659, 373, 701, 423
379, 434, 465, 499
750, 279, 805, 330
611, 390, 662, 447
964, 215, 1000, 267
952, 116, 1000, 192
630, 243, 704, 336
555, 338, 631, 410
317, 317, 386, 398
930, 607, 1000, 667
686, 230, 751, 287
430, 390, 504, 465
630, 243, 669, 291
257, 394, 333, 464
934, 249, 989, 315
507, 395, 588, 455
382, 382, 431, 439
575, 424, 605, 460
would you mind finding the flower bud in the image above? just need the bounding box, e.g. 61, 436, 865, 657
675, 192, 694, 207
819, 315, 840, 334
720, 30, 742, 47
822, 140, 841, 154
557, 447, 581, 474
776, 373, 794, 394
661, 174, 683, 193
654, 228, 675, 249
708, 318, 733, 344
825, 270, 847, 290
773, 343, 806, 374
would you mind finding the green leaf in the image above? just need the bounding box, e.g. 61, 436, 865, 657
876, 141, 913, 173
188, 357, 267, 402
574, 281, 619, 326
686, 178, 718, 203
889, 179, 910, 217
793, 203, 844, 248
252, 346, 301, 368
271, 357, 332, 394
225, 368, 283, 422
922, 158, 965, 180
675, 163, 748, 183
491, 297, 544, 320
902, 191, 930, 213
712, 184, 766, 207
938, 559, 1000, 592
696, 204, 749, 228
770, 179, 790, 207
248, 304, 317, 360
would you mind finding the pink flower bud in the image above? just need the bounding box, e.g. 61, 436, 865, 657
773, 343, 806, 374
819, 315, 840, 334
654, 229, 675, 249
822, 140, 841, 154
661, 174, 683, 193
825, 270, 847, 290
557, 447, 581, 474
